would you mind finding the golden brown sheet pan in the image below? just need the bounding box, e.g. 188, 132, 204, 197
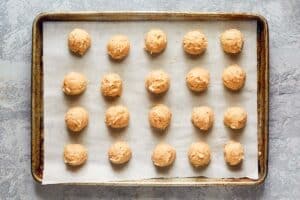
31, 12, 269, 186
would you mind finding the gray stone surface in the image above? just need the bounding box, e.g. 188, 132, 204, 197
0, 0, 300, 199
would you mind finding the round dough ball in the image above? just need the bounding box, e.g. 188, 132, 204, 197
224, 107, 247, 129
68, 28, 91, 56
188, 142, 211, 167
145, 70, 170, 94
152, 143, 176, 167
144, 29, 167, 54
222, 64, 246, 91
62, 72, 88, 96
224, 141, 244, 166
107, 35, 130, 60
101, 73, 122, 97
149, 104, 172, 130
105, 105, 130, 129
65, 107, 89, 132
64, 144, 88, 166
183, 30, 208, 55
186, 67, 210, 92
191, 106, 214, 131
108, 141, 132, 164
220, 29, 244, 54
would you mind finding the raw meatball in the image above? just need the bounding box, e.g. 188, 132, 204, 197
101, 73, 122, 97
144, 29, 167, 54
224, 107, 247, 129
188, 142, 211, 167
183, 30, 208, 55
68, 28, 91, 56
62, 72, 87, 96
105, 105, 130, 129
220, 29, 244, 54
64, 144, 88, 166
108, 141, 132, 164
152, 143, 176, 167
186, 67, 210, 92
224, 141, 244, 166
191, 106, 214, 131
145, 70, 170, 94
149, 104, 172, 130
222, 64, 246, 91
107, 35, 130, 60
65, 107, 89, 132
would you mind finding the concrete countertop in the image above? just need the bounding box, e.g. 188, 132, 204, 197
0, 0, 299, 199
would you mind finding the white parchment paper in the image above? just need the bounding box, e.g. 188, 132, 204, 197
42, 20, 258, 184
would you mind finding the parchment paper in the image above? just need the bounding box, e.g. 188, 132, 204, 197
42, 20, 258, 184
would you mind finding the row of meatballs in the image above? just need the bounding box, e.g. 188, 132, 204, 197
64, 140, 244, 168
68, 28, 244, 58
65, 105, 247, 133
63, 62, 246, 99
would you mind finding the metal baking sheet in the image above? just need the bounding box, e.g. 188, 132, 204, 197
31, 12, 269, 186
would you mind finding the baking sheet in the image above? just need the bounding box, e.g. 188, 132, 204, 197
42, 20, 257, 184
